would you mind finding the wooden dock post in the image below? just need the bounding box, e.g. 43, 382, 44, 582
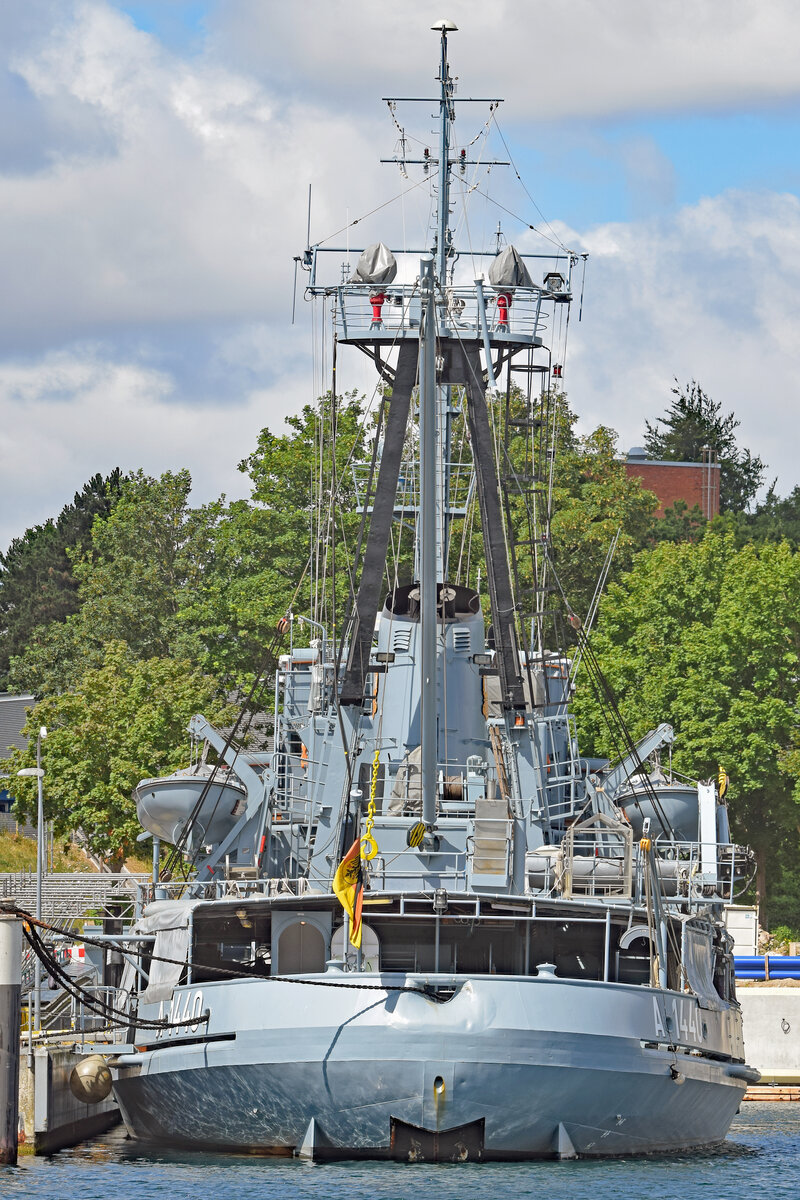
0, 913, 22, 1165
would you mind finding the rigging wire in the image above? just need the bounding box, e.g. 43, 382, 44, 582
490, 113, 571, 253
472, 186, 574, 253
543, 544, 680, 844
313, 177, 431, 249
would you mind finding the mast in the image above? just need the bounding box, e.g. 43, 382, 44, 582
419, 255, 438, 831
420, 21, 457, 831
433, 20, 457, 282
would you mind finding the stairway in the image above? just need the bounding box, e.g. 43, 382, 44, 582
470, 795, 512, 888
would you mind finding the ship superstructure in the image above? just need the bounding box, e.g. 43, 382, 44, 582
109, 23, 758, 1160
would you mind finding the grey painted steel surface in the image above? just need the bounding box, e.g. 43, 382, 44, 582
0, 914, 22, 1164
461, 343, 526, 712
114, 974, 747, 1157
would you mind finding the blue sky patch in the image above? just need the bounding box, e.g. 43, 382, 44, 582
115, 1, 214, 51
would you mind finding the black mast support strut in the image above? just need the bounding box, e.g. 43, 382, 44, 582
339, 340, 418, 706
458, 343, 526, 712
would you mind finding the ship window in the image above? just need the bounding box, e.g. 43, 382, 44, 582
373, 918, 528, 976
191, 910, 271, 984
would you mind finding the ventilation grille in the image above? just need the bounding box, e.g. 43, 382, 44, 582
453, 629, 471, 654
392, 628, 412, 654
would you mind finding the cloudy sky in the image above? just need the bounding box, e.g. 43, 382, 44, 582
2, 0, 799, 551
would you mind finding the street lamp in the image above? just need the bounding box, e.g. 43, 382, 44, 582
18, 725, 47, 1031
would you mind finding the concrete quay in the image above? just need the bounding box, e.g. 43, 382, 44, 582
18, 1042, 119, 1154
740, 984, 800, 1096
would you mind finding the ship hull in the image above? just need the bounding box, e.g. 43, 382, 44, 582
113, 974, 753, 1160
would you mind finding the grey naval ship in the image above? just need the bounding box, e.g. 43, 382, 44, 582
109, 22, 759, 1160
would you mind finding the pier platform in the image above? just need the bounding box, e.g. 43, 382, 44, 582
18, 1043, 119, 1154
740, 984, 800, 1091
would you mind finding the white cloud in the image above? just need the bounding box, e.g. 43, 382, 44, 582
208, 0, 800, 121
0, 342, 314, 547
562, 189, 800, 495
0, 2, 385, 351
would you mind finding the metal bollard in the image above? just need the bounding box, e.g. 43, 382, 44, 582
0, 913, 22, 1165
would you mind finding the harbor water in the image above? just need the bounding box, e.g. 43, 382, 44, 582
4, 1104, 800, 1200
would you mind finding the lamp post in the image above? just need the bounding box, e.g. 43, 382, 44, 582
18, 725, 47, 1031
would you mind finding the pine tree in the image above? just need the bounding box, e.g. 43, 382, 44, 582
644, 380, 764, 512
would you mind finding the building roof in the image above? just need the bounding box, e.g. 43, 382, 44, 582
625, 450, 720, 470
0, 693, 34, 756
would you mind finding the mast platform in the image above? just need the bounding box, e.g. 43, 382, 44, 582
309, 280, 558, 350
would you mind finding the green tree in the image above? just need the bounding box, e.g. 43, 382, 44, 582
742, 484, 800, 548
7, 469, 222, 696
650, 500, 707, 545
0, 470, 121, 688
3, 642, 233, 868
644, 379, 764, 512
184, 392, 371, 686
493, 394, 657, 635
548, 423, 657, 621
573, 532, 800, 926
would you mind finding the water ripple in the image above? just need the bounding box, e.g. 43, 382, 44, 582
4, 1105, 800, 1200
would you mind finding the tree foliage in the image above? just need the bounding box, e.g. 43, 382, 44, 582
2, 380, 790, 900
650, 500, 707, 545
0, 470, 121, 688
458, 392, 657, 639
4, 642, 233, 868
547, 420, 657, 622
735, 484, 800, 549
573, 532, 800, 926
183, 392, 370, 687
7, 469, 221, 696
644, 380, 764, 512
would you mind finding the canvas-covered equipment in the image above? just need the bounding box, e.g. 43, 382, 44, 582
488, 244, 533, 291
349, 242, 398, 286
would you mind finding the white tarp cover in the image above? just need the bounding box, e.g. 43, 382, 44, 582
488, 245, 534, 291
138, 900, 199, 1006
683, 918, 725, 1011
349, 242, 398, 287
388, 745, 422, 815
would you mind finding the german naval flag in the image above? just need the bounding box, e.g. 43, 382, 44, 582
333, 838, 364, 950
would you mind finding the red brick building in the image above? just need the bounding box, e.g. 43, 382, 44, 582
623, 448, 720, 519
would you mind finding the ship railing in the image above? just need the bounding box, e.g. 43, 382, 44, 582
21, 983, 117, 1039
269, 759, 330, 817
64, 986, 119, 1038
328, 282, 548, 346
539, 772, 585, 823
352, 459, 474, 516
639, 838, 755, 907
136, 879, 194, 906
366, 851, 468, 889
561, 813, 634, 899
531, 712, 589, 827
527, 835, 753, 907
212, 876, 317, 900
377, 759, 502, 818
